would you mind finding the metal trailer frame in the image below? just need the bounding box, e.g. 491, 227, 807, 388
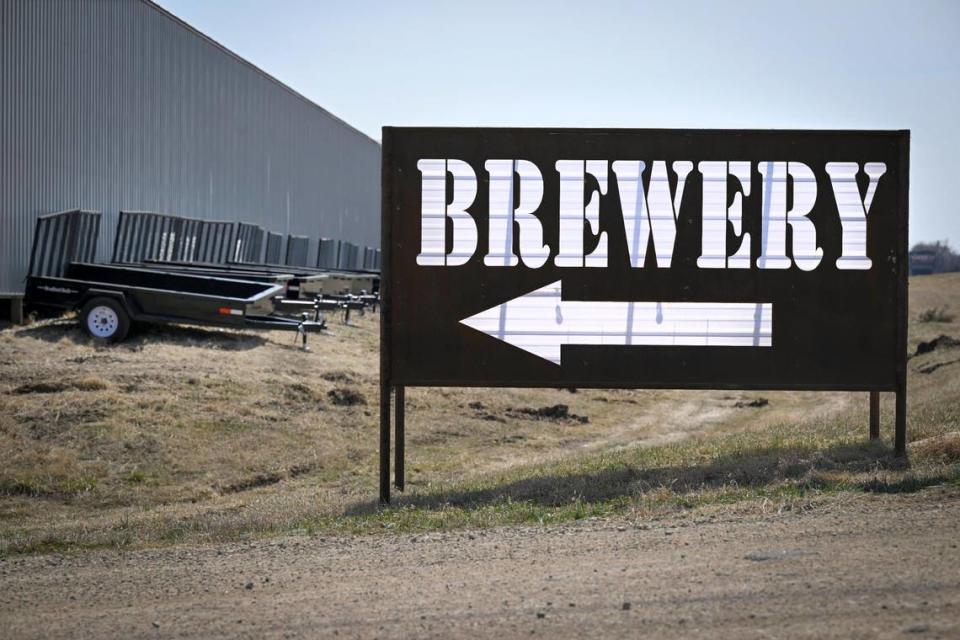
25, 211, 326, 345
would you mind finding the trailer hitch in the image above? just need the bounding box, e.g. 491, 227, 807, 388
298, 325, 309, 351
294, 312, 330, 351
297, 313, 311, 351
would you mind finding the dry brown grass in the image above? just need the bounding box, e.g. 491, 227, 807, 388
0, 273, 959, 553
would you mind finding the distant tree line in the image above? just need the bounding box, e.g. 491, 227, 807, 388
910, 240, 960, 274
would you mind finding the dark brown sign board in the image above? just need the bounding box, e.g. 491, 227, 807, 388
379, 127, 909, 504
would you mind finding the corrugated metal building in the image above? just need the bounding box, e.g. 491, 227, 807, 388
0, 0, 380, 308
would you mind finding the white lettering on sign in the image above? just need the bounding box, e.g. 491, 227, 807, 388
826, 162, 887, 270
484, 160, 550, 268
756, 162, 823, 271
612, 160, 692, 268
416, 159, 478, 266
697, 161, 751, 269
554, 160, 609, 268
417, 159, 887, 270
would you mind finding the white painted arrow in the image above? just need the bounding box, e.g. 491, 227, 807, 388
460, 281, 772, 366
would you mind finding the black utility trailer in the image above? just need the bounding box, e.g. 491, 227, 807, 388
24, 211, 325, 346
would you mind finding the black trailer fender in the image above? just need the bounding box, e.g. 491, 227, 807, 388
80, 288, 132, 315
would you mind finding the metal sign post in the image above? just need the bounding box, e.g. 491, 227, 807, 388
380, 128, 909, 504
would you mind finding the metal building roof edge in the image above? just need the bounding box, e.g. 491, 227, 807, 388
141, 0, 380, 148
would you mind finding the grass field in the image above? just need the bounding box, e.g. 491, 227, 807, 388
1, 274, 959, 555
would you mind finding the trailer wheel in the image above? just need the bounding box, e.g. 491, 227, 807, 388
80, 297, 130, 343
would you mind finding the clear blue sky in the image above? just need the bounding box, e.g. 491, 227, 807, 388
156, 0, 959, 245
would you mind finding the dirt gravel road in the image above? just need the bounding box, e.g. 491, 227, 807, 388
3, 487, 958, 639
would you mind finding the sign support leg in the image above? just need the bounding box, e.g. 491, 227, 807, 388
395, 385, 405, 491
895, 384, 907, 457
869, 391, 880, 440
379, 382, 391, 504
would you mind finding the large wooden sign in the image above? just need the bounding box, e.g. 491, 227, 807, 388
378, 128, 909, 502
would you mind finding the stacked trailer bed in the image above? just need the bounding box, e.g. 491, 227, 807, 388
232, 261, 379, 296
132, 258, 380, 300
111, 211, 380, 297
127, 260, 344, 319
134, 260, 376, 320
106, 210, 380, 325
135, 259, 331, 299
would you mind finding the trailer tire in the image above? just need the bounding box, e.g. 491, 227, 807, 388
80, 297, 131, 343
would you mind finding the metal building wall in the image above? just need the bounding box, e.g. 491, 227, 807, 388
0, 0, 380, 295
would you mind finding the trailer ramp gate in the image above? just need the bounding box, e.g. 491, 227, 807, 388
285, 235, 310, 267
28, 209, 101, 279
264, 232, 284, 265
235, 222, 265, 263
113, 211, 241, 265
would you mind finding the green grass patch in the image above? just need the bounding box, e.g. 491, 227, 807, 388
125, 471, 147, 484
292, 419, 959, 536
0, 474, 99, 498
